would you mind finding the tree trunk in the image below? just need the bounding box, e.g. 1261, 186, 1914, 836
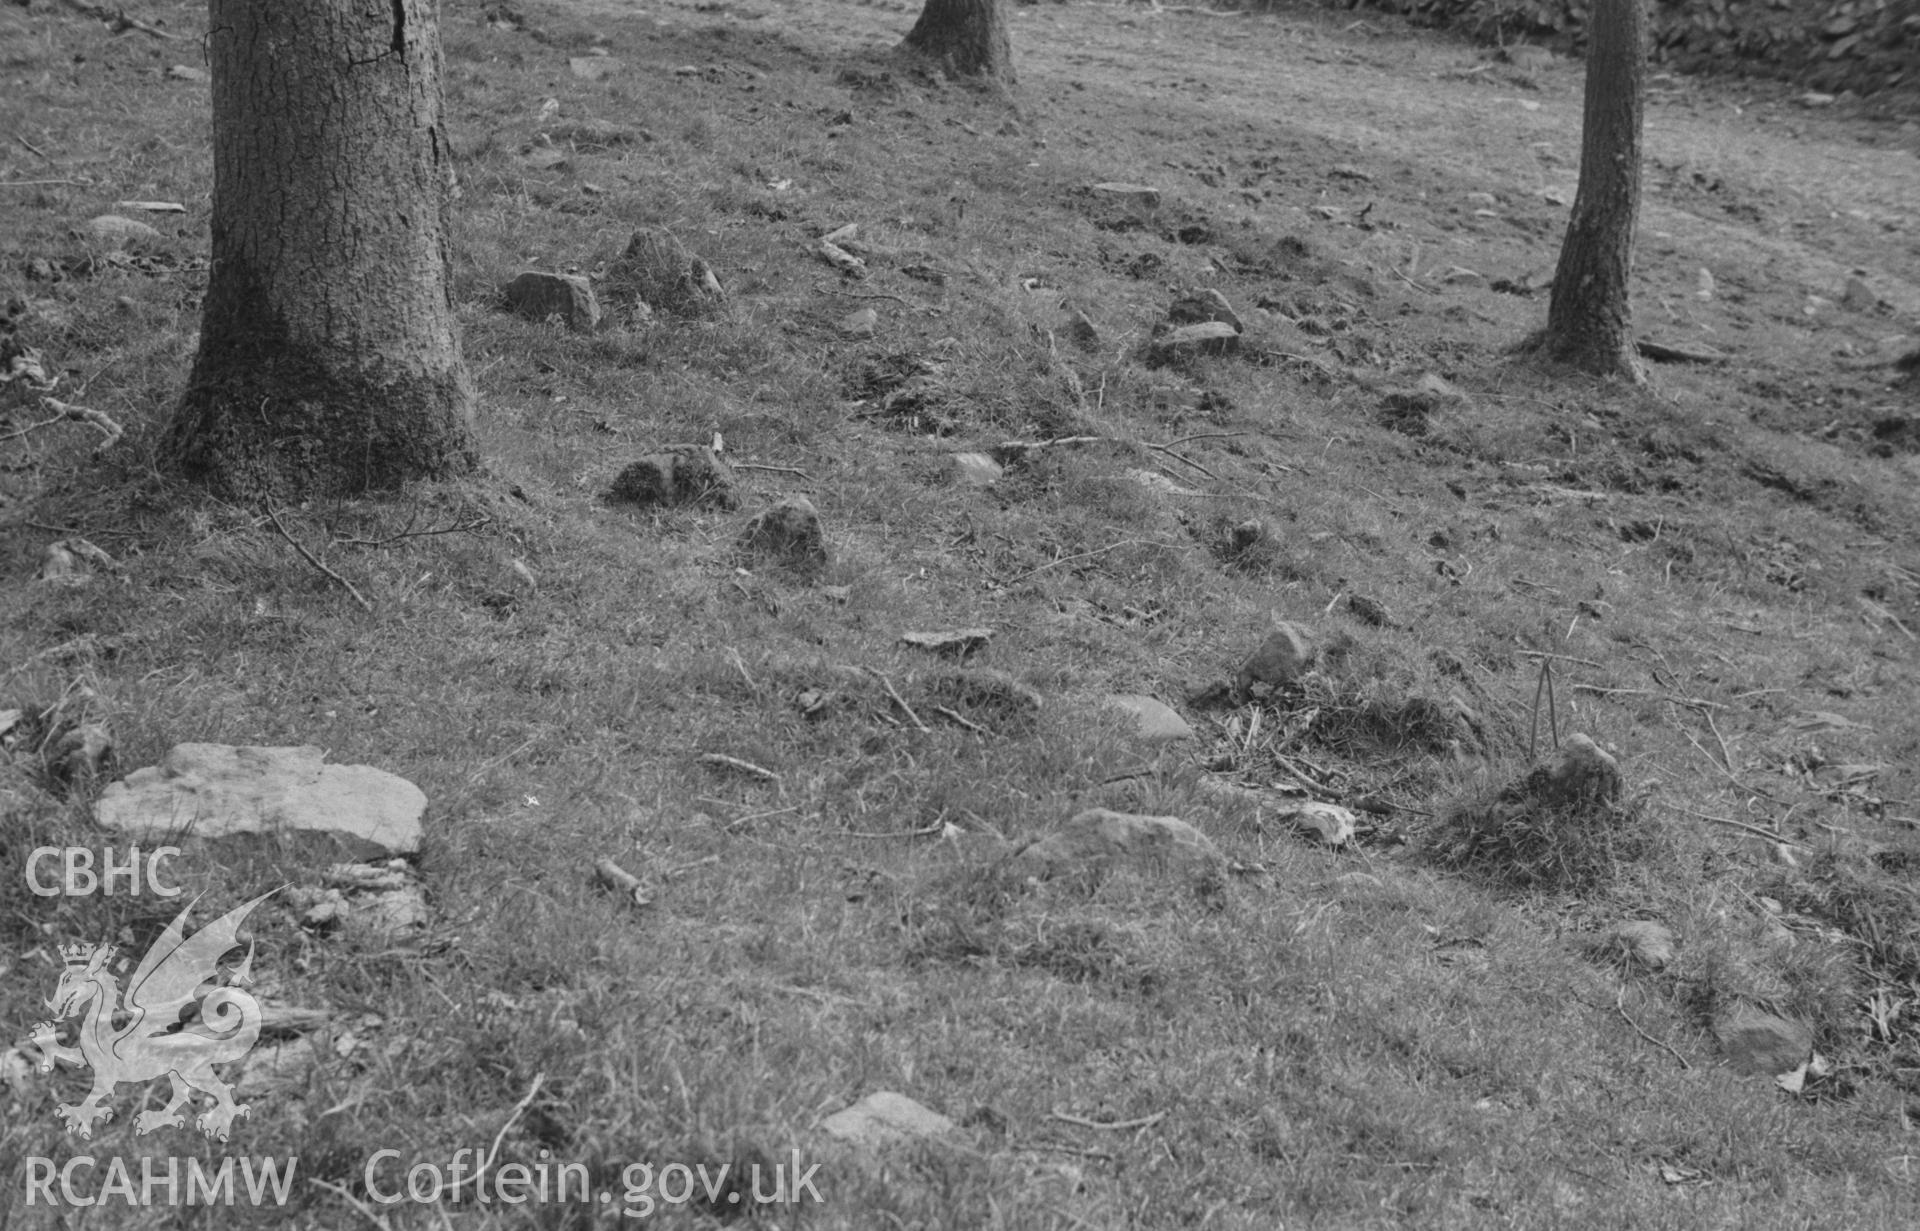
1539, 0, 1647, 381
166, 0, 478, 501
902, 0, 1016, 85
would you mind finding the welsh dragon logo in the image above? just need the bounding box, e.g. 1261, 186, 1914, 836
25, 890, 276, 1141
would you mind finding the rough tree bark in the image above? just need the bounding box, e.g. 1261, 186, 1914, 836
1538, 0, 1647, 381
902, 0, 1016, 85
166, 0, 478, 500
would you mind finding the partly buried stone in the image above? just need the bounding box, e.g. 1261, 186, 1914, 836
1714, 1005, 1812, 1078
604, 226, 724, 316
1064, 308, 1101, 351
950, 451, 1003, 487
83, 215, 163, 248
1089, 182, 1162, 213
609, 445, 736, 509
503, 270, 601, 332
1103, 694, 1194, 743
1609, 919, 1677, 970
738, 496, 828, 568
1523, 734, 1623, 807
1236, 622, 1317, 698
1167, 287, 1244, 334
838, 306, 878, 338
821, 1091, 954, 1149
95, 744, 426, 858
1147, 321, 1240, 365
1011, 808, 1222, 879
1275, 801, 1355, 845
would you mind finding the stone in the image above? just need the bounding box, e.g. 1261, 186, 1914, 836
165, 64, 209, 83
350, 884, 429, 934
1065, 309, 1100, 350
1104, 695, 1195, 743
1125, 468, 1198, 497
568, 56, 623, 81
605, 227, 723, 316
950, 451, 1003, 487
95, 744, 427, 857
1011, 808, 1222, 878
609, 446, 736, 509
1229, 520, 1266, 554
1714, 1006, 1812, 1077
1277, 801, 1355, 845
1611, 920, 1677, 970
232, 1036, 318, 1096
1236, 622, 1316, 696
49, 722, 114, 784
1843, 275, 1883, 313
738, 496, 827, 567
1090, 182, 1161, 212
1167, 288, 1244, 335
503, 271, 601, 332
1346, 594, 1392, 627
1524, 734, 1622, 807
1148, 321, 1240, 365
820, 1092, 953, 1148
901, 628, 993, 658
83, 215, 162, 247
838, 306, 878, 337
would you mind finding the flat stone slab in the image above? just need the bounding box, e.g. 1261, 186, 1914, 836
96, 744, 425, 856
1012, 808, 1221, 878
1103, 694, 1195, 742
820, 1091, 953, 1149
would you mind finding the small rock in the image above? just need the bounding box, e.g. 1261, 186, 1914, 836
1414, 372, 1468, 403
1236, 622, 1317, 697
83, 215, 163, 248
609, 446, 736, 509
502, 270, 601, 332
1167, 288, 1244, 335
1843, 275, 1883, 313
1798, 91, 1836, 107
1695, 268, 1715, 300
1714, 1005, 1812, 1077
738, 496, 828, 568
838, 306, 878, 337
95, 744, 427, 857
1148, 321, 1240, 364
821, 1092, 953, 1148
1612, 920, 1677, 970
1192, 776, 1266, 813
1228, 519, 1266, 554
568, 56, 623, 81
1090, 182, 1161, 212
1525, 734, 1622, 807
1277, 801, 1355, 845
605, 227, 724, 316
49, 722, 114, 783
1011, 808, 1222, 878
1125, 468, 1197, 497
1103, 694, 1195, 743
351, 885, 430, 933
1346, 594, 1392, 627
817, 240, 866, 276
1064, 309, 1100, 350
901, 628, 993, 658
950, 451, 1003, 487
166, 64, 210, 83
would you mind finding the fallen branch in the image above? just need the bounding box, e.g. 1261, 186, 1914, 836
1635, 337, 1728, 365
730, 462, 812, 478
57, 0, 189, 40
697, 752, 780, 782
591, 857, 651, 908
840, 820, 945, 839
866, 668, 930, 733
1615, 987, 1690, 1070
443, 1073, 547, 1197
997, 538, 1171, 587
930, 704, 986, 734
264, 506, 373, 612
1143, 439, 1220, 483
1048, 1107, 1168, 1132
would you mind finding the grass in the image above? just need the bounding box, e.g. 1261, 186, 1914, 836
4, 0, 1920, 1226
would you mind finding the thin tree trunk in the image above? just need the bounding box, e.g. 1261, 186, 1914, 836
166, 0, 478, 500
1540, 0, 1647, 381
902, 0, 1016, 85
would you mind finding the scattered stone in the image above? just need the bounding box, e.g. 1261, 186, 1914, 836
1276, 801, 1355, 845
1167, 288, 1244, 335
166, 64, 209, 82
838, 306, 878, 337
1235, 622, 1317, 697
925, 668, 1042, 729
816, 240, 866, 276
1090, 182, 1161, 213
901, 628, 993, 658
1148, 321, 1240, 364
1064, 308, 1100, 351
604, 227, 724, 316
737, 496, 828, 568
95, 744, 427, 857
1103, 694, 1195, 743
609, 446, 737, 509
82, 215, 163, 248
1843, 275, 1884, 313
1011, 808, 1221, 878
1714, 1005, 1812, 1077
1611, 920, 1677, 970
568, 56, 623, 81
502, 270, 601, 332
950, 451, 1003, 487
821, 1092, 953, 1148
1125, 468, 1198, 497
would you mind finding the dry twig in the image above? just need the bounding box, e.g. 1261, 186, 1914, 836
264, 506, 373, 612
697, 752, 781, 782
1615, 987, 1690, 1069
1048, 1107, 1168, 1132
866, 668, 931, 733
